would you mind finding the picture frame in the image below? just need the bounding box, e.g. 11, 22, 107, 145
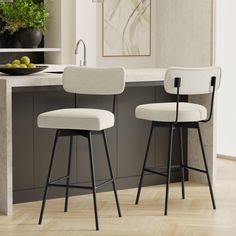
102, 0, 151, 57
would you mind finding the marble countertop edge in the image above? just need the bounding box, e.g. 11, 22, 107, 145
0, 68, 166, 88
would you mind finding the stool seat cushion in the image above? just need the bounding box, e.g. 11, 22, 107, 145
136, 102, 207, 122
38, 108, 114, 131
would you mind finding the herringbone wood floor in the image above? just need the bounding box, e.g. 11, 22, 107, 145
0, 158, 236, 236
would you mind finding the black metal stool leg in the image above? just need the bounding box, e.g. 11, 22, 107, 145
102, 130, 122, 217
64, 136, 73, 212
88, 132, 99, 231
135, 122, 154, 205
38, 130, 59, 224
179, 127, 185, 199
164, 125, 174, 215
197, 124, 216, 210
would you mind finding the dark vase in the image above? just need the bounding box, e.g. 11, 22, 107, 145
0, 16, 6, 48
0, 33, 5, 48
18, 28, 42, 48
4, 32, 22, 48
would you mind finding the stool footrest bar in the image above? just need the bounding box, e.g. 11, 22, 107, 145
144, 165, 182, 177
48, 183, 93, 190
50, 176, 69, 185
48, 179, 114, 190
144, 168, 167, 177
182, 165, 207, 173
96, 179, 113, 189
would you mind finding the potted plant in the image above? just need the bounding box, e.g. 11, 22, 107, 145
0, 0, 49, 48
0, 8, 21, 48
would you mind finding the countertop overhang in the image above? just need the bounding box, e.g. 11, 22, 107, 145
0, 68, 166, 89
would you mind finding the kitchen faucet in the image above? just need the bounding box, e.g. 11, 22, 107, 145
75, 39, 87, 67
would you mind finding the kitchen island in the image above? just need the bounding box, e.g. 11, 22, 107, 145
0, 69, 215, 215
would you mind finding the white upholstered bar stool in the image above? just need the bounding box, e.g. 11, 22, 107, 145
37, 67, 125, 231
135, 67, 221, 215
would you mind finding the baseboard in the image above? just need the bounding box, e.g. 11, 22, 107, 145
217, 154, 236, 161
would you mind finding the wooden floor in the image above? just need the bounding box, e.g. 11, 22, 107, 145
1, 158, 236, 236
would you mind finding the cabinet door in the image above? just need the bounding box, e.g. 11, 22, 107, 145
117, 87, 156, 178
13, 92, 34, 191
34, 91, 76, 189
75, 95, 117, 183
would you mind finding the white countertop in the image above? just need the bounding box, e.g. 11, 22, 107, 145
0, 68, 166, 88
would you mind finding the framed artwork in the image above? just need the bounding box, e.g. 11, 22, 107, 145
102, 0, 151, 57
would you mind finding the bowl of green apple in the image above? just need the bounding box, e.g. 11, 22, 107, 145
0, 56, 48, 76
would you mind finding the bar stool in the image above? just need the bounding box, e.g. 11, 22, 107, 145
37, 67, 125, 230
135, 67, 221, 215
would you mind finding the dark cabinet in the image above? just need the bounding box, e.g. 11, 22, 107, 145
12, 87, 187, 203
13, 92, 34, 191
117, 87, 156, 178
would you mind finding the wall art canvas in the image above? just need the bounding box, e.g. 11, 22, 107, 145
103, 0, 151, 57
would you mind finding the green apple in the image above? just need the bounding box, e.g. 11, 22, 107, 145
12, 59, 21, 65
20, 64, 27, 68
28, 63, 36, 68
12, 64, 20, 68
4, 63, 12, 68
20, 56, 30, 65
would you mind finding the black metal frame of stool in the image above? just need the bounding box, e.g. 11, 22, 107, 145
38, 96, 121, 231
135, 76, 217, 215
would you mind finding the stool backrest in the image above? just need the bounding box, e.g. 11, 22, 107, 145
164, 67, 221, 95
63, 67, 125, 95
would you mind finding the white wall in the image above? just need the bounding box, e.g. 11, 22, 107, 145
44, 0, 77, 64
44, 0, 62, 64
44, 0, 97, 66
76, 0, 97, 67
155, 0, 212, 67
216, 0, 236, 157
61, 0, 76, 65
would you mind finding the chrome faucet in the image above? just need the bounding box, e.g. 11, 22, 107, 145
75, 39, 87, 67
